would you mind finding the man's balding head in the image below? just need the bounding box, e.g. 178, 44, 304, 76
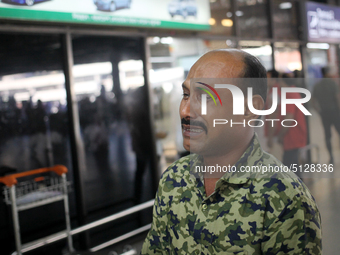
180, 49, 267, 155
192, 49, 267, 102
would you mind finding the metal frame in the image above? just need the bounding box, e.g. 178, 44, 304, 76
62, 29, 89, 249
9, 186, 21, 255
2, 170, 74, 255
11, 200, 154, 254
142, 35, 161, 190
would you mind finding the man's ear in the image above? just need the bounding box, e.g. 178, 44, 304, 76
244, 95, 264, 120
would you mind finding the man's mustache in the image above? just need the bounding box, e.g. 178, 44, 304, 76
181, 118, 207, 133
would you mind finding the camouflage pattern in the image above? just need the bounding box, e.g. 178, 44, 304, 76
141, 134, 322, 255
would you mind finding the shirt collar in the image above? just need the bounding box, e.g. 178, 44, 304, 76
189, 133, 263, 186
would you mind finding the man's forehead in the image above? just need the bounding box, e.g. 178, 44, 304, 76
189, 53, 245, 79
193, 61, 227, 77
182, 50, 247, 89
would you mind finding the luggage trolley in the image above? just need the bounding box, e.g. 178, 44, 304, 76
0, 165, 74, 255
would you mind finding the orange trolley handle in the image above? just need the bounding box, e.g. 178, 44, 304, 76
0, 165, 68, 187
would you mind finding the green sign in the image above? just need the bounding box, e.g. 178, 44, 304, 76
0, 0, 210, 30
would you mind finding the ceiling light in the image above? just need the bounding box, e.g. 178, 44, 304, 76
153, 37, 160, 44
209, 18, 216, 25
160, 37, 173, 44
279, 2, 292, 9
221, 19, 233, 27
307, 43, 330, 49
226, 40, 233, 46
235, 11, 244, 17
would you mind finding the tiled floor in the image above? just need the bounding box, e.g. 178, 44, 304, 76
308, 178, 340, 255
298, 110, 340, 255
256, 110, 340, 255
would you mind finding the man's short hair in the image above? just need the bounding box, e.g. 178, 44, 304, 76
242, 52, 267, 103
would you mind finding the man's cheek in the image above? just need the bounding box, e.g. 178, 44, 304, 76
209, 124, 226, 134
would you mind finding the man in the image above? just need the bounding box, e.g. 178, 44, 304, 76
277, 74, 307, 178
141, 49, 321, 254
312, 66, 340, 164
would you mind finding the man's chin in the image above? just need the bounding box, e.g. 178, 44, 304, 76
184, 143, 205, 155
183, 138, 212, 155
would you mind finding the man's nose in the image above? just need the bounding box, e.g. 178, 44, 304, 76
180, 98, 200, 119
180, 99, 191, 119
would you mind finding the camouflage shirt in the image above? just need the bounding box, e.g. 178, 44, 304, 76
141, 134, 322, 255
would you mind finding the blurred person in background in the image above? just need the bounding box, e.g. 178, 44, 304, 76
277, 74, 307, 178
312, 66, 340, 164
28, 99, 48, 168
265, 69, 281, 151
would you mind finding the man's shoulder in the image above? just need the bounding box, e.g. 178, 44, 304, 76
252, 173, 314, 202
160, 154, 192, 184
259, 150, 283, 166
257, 151, 316, 202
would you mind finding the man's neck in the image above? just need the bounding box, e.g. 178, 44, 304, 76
203, 132, 254, 179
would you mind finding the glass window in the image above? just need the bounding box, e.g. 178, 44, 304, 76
148, 37, 206, 172
72, 36, 155, 215
237, 0, 270, 38
149, 37, 172, 70
0, 33, 73, 254
148, 37, 194, 171
273, 0, 299, 40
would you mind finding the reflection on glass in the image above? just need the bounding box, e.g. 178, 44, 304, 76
0, 71, 70, 168
237, 0, 269, 38
0, 33, 73, 254
273, 0, 299, 40
0, 34, 71, 174
119, 60, 144, 91
150, 67, 185, 172
75, 61, 114, 175
72, 36, 154, 215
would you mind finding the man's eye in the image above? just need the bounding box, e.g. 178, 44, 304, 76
182, 93, 189, 98
199, 92, 213, 100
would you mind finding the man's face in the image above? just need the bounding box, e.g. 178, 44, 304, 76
180, 52, 248, 156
